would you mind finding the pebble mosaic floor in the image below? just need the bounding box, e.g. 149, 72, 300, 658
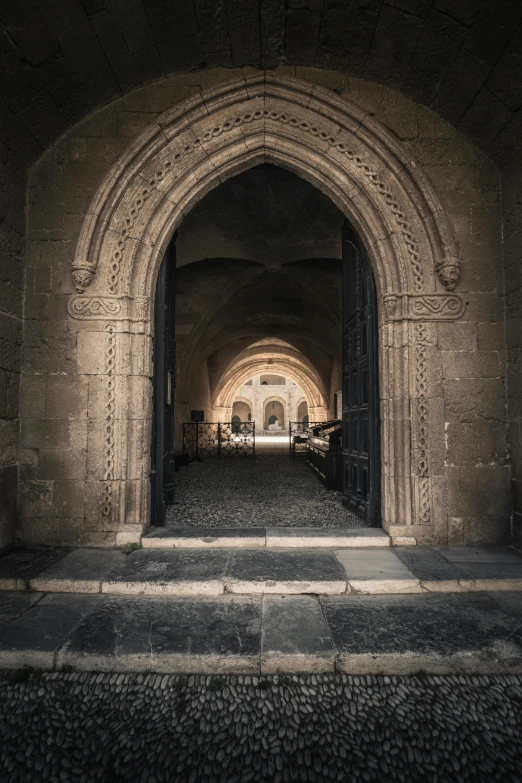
166, 456, 360, 528
1, 670, 521, 782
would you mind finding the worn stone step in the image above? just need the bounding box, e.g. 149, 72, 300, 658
3, 545, 522, 598
1, 591, 522, 675
142, 526, 390, 549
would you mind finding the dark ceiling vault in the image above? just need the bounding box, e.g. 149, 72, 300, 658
1, 0, 521, 169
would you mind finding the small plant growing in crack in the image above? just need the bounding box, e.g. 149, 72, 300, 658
122, 542, 141, 556
2, 667, 42, 685
207, 676, 226, 691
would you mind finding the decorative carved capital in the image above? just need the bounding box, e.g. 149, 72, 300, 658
383, 293, 466, 321
435, 256, 460, 291
72, 265, 95, 293
134, 296, 149, 321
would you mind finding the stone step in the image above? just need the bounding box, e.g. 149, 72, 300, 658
2, 545, 522, 598
1, 590, 522, 675
142, 526, 390, 549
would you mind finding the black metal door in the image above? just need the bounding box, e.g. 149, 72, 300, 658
341, 221, 380, 525
150, 236, 176, 526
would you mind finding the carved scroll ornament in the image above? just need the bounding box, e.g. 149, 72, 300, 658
67, 295, 149, 321
383, 293, 466, 321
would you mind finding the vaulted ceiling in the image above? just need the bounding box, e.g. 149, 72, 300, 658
176, 164, 344, 267
175, 164, 343, 398
1, 0, 521, 169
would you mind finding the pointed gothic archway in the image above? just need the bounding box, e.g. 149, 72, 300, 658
67, 73, 466, 544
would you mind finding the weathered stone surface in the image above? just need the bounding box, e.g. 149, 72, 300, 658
7, 63, 515, 552
59, 595, 261, 672
0, 590, 43, 626
266, 527, 389, 547
0, 546, 67, 589
437, 546, 522, 563
102, 549, 230, 595
143, 527, 266, 548
393, 546, 463, 581
30, 548, 125, 593
261, 594, 334, 673
226, 550, 346, 594
0, 593, 97, 668
322, 593, 522, 674
335, 549, 416, 579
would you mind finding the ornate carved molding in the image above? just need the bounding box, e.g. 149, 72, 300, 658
383, 293, 465, 321
102, 321, 116, 518
72, 79, 459, 298
67, 296, 150, 321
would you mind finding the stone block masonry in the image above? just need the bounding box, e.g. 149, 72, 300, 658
14, 67, 512, 547
0, 137, 26, 549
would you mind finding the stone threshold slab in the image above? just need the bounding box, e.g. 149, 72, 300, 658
141, 527, 390, 549
1, 592, 522, 675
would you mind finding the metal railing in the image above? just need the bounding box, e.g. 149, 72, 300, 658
182, 422, 255, 459
288, 421, 324, 457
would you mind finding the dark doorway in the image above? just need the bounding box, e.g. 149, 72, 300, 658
341, 221, 381, 525
150, 236, 177, 526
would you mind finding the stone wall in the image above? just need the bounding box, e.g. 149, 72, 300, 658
0, 144, 25, 548
2, 1, 522, 171
502, 153, 522, 547
19, 67, 511, 546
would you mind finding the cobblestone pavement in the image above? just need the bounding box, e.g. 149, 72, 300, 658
167, 456, 359, 528
1, 670, 521, 783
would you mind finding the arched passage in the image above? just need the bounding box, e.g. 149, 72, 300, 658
232, 398, 252, 422
263, 397, 287, 430
65, 74, 467, 543
297, 399, 308, 423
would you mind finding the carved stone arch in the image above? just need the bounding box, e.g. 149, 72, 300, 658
67, 73, 466, 541
232, 396, 254, 409
263, 395, 288, 408
264, 396, 287, 429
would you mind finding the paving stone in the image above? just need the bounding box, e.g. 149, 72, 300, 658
102, 549, 230, 595
261, 595, 334, 673
335, 548, 415, 578
266, 527, 389, 547
58, 596, 261, 673
393, 546, 463, 582
0, 594, 98, 669
0, 547, 68, 590
30, 549, 126, 592
488, 591, 522, 622
226, 550, 346, 594
143, 527, 266, 548
0, 591, 43, 627
453, 562, 522, 590
437, 546, 522, 563
322, 593, 522, 675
